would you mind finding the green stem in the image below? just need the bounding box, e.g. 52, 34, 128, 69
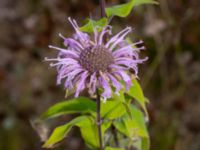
96, 89, 104, 150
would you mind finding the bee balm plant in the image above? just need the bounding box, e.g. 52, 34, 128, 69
36, 0, 158, 150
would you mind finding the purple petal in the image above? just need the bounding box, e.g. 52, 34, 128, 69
88, 72, 97, 95
98, 26, 112, 45
64, 80, 73, 89
108, 28, 132, 51
62, 68, 84, 87
59, 33, 83, 50
66, 68, 84, 80
93, 27, 98, 44
68, 17, 90, 44
107, 73, 122, 93
114, 70, 132, 90
48, 58, 79, 67
109, 64, 128, 70
73, 33, 90, 43
99, 73, 112, 101
105, 27, 132, 50
75, 71, 88, 97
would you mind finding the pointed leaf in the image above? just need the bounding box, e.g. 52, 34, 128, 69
101, 100, 126, 119
78, 119, 99, 149
106, 1, 135, 17
113, 118, 129, 136
80, 120, 111, 149
43, 116, 92, 148
43, 115, 111, 149
141, 137, 150, 150
79, 18, 107, 33
113, 105, 148, 138
106, 0, 158, 17
129, 105, 149, 138
126, 79, 148, 116
131, 137, 150, 150
133, 0, 158, 6
112, 91, 125, 102
41, 97, 96, 120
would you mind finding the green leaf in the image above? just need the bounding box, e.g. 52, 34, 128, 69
141, 137, 150, 150
43, 115, 111, 149
79, 18, 107, 33
43, 116, 93, 148
126, 79, 148, 116
41, 97, 96, 120
129, 105, 149, 138
105, 146, 125, 150
105, 0, 158, 17
131, 137, 150, 150
133, 138, 142, 150
113, 105, 148, 138
113, 118, 129, 136
79, 118, 111, 149
133, 0, 158, 6
79, 119, 99, 149
106, 1, 134, 17
112, 91, 125, 102
101, 100, 126, 120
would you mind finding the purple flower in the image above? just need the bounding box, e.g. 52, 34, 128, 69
45, 17, 147, 101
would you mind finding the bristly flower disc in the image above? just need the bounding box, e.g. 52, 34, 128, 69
45, 17, 147, 102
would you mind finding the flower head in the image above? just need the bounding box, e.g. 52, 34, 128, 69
45, 17, 147, 101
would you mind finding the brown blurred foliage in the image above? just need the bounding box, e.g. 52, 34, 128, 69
0, 0, 199, 150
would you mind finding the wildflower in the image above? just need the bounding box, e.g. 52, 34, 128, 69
45, 17, 147, 101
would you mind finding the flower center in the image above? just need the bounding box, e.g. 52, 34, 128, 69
79, 45, 114, 73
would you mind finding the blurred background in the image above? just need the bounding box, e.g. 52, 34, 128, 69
0, 0, 199, 150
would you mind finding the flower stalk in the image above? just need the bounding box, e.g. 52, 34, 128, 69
96, 1, 106, 150
96, 88, 103, 150
100, 0, 106, 18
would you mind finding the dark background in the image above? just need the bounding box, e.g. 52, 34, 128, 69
0, 0, 200, 150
